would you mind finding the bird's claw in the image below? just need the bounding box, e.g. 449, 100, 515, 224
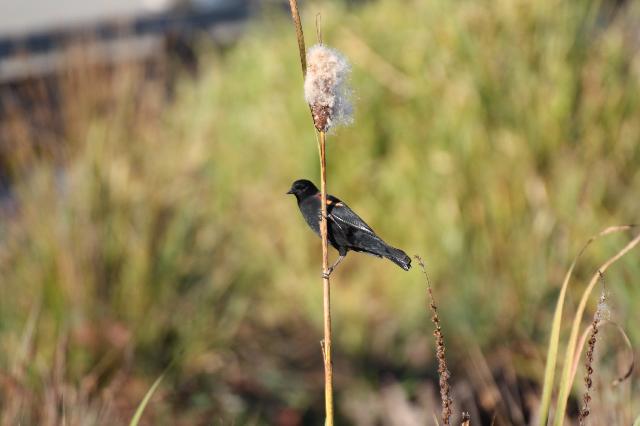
321, 268, 334, 279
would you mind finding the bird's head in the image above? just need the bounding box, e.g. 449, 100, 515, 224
286, 179, 319, 200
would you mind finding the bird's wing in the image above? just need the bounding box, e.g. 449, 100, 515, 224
327, 198, 376, 235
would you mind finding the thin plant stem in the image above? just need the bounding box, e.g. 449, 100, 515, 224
415, 255, 453, 424
537, 225, 636, 426
570, 319, 634, 390
286, 2, 334, 424
553, 230, 640, 425
319, 130, 334, 426
577, 272, 606, 425
288, 0, 307, 77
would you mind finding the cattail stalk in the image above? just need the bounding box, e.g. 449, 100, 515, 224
288, 0, 306, 76
319, 130, 334, 425
287, 2, 334, 424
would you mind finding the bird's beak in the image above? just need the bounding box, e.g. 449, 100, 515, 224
286, 189, 294, 195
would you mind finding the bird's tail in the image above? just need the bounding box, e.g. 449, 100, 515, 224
384, 246, 412, 271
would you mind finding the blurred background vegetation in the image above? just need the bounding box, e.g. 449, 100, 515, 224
1, 0, 640, 424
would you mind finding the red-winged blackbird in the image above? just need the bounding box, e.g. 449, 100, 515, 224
287, 179, 411, 276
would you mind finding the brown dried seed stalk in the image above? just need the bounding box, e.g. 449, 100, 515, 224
416, 255, 453, 425
578, 271, 607, 425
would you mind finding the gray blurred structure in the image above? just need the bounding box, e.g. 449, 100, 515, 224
0, 0, 252, 82
0, 0, 259, 201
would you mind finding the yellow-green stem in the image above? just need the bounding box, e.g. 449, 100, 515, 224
319, 130, 334, 426
553, 231, 640, 425
537, 225, 635, 425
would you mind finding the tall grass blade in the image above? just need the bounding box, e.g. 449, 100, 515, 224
129, 371, 167, 426
538, 260, 577, 426
538, 225, 635, 425
553, 230, 640, 425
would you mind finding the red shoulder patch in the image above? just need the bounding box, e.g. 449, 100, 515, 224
316, 194, 334, 205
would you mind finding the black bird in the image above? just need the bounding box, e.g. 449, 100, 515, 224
287, 179, 411, 276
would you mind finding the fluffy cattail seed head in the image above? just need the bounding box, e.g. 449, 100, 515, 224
304, 44, 353, 132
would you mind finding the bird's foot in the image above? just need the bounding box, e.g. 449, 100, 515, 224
321, 267, 334, 279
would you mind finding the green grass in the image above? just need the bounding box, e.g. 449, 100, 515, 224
1, 0, 640, 423
130, 369, 167, 426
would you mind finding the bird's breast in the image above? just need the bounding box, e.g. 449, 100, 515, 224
299, 198, 321, 235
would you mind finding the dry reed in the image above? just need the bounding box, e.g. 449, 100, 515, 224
286, 2, 336, 424
416, 255, 453, 424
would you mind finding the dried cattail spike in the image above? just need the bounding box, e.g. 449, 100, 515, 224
304, 44, 353, 132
